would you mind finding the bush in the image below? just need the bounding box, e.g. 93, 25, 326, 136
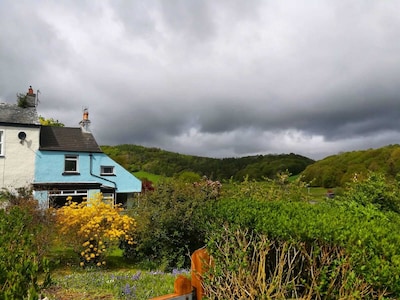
203, 195, 400, 298
56, 193, 136, 267
0, 205, 51, 299
204, 226, 375, 299
0, 187, 56, 259
123, 177, 221, 271
339, 172, 400, 213
223, 171, 312, 203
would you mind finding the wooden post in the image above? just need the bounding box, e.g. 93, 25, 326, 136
150, 247, 212, 300
150, 275, 192, 300
174, 275, 192, 295
191, 248, 211, 300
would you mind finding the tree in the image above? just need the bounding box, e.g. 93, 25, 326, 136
39, 116, 65, 127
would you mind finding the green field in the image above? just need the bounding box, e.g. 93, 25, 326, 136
133, 171, 165, 183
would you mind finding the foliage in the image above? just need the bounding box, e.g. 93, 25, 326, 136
204, 226, 375, 299
38, 116, 65, 127
123, 177, 221, 271
17, 92, 28, 108
56, 193, 136, 267
101, 144, 314, 181
223, 171, 312, 203
0, 204, 52, 299
339, 172, 400, 213
140, 178, 155, 193
175, 171, 202, 183
202, 176, 400, 297
0, 187, 56, 259
302, 144, 400, 187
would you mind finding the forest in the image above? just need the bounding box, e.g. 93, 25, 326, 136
301, 144, 400, 187
103, 143, 400, 189
101, 144, 315, 181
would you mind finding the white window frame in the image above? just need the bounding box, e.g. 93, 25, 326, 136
49, 190, 88, 197
102, 192, 115, 205
0, 130, 3, 156
48, 190, 88, 208
100, 165, 115, 176
64, 154, 79, 173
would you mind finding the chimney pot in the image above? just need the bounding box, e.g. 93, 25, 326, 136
80, 108, 91, 132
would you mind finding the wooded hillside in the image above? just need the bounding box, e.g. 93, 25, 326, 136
301, 144, 400, 187
101, 144, 314, 181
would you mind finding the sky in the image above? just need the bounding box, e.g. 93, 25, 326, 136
1, 0, 400, 160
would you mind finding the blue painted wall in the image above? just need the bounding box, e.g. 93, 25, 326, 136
34, 151, 141, 192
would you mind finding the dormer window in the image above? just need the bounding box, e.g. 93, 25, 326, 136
64, 155, 79, 174
101, 166, 115, 176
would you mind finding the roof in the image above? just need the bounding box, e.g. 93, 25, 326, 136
0, 103, 40, 125
39, 126, 103, 153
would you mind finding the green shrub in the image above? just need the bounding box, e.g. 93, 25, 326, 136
0, 206, 51, 299
339, 172, 400, 213
203, 185, 400, 297
223, 172, 312, 204
123, 177, 220, 270
204, 225, 375, 299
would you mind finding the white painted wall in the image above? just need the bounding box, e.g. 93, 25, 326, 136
0, 126, 40, 191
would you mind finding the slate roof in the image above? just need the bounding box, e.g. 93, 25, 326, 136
39, 126, 103, 153
0, 103, 40, 125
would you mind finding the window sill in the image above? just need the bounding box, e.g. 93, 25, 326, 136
62, 172, 80, 176
100, 174, 116, 176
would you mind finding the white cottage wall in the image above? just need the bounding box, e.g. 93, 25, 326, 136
0, 126, 40, 191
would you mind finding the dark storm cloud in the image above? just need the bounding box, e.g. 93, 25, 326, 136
1, 0, 400, 160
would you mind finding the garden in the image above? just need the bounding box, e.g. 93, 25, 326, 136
1, 172, 400, 299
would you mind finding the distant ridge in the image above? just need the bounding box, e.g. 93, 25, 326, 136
101, 144, 315, 181
301, 144, 400, 187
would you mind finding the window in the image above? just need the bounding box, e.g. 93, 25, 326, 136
64, 155, 79, 173
49, 190, 88, 208
102, 193, 115, 205
0, 131, 3, 156
100, 166, 115, 175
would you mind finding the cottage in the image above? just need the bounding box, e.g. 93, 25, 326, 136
34, 109, 142, 208
0, 87, 141, 208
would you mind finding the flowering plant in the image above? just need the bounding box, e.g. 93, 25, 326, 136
56, 193, 136, 267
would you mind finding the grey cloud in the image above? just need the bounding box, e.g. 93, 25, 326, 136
1, 0, 400, 160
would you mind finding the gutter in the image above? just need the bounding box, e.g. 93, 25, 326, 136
89, 153, 117, 190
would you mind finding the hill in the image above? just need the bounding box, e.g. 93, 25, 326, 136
101, 144, 315, 181
301, 144, 400, 187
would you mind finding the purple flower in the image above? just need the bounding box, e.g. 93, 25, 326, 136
123, 283, 131, 295
172, 268, 190, 275
131, 271, 141, 281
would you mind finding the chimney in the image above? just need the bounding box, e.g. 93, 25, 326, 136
25, 86, 36, 107
79, 107, 91, 132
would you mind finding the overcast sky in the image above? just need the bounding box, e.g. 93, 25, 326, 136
1, 1, 400, 160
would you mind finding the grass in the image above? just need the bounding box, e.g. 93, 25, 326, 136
133, 171, 165, 184
43, 244, 189, 300
307, 186, 337, 201
44, 269, 181, 300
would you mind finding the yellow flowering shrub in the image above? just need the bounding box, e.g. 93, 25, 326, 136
56, 193, 136, 267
